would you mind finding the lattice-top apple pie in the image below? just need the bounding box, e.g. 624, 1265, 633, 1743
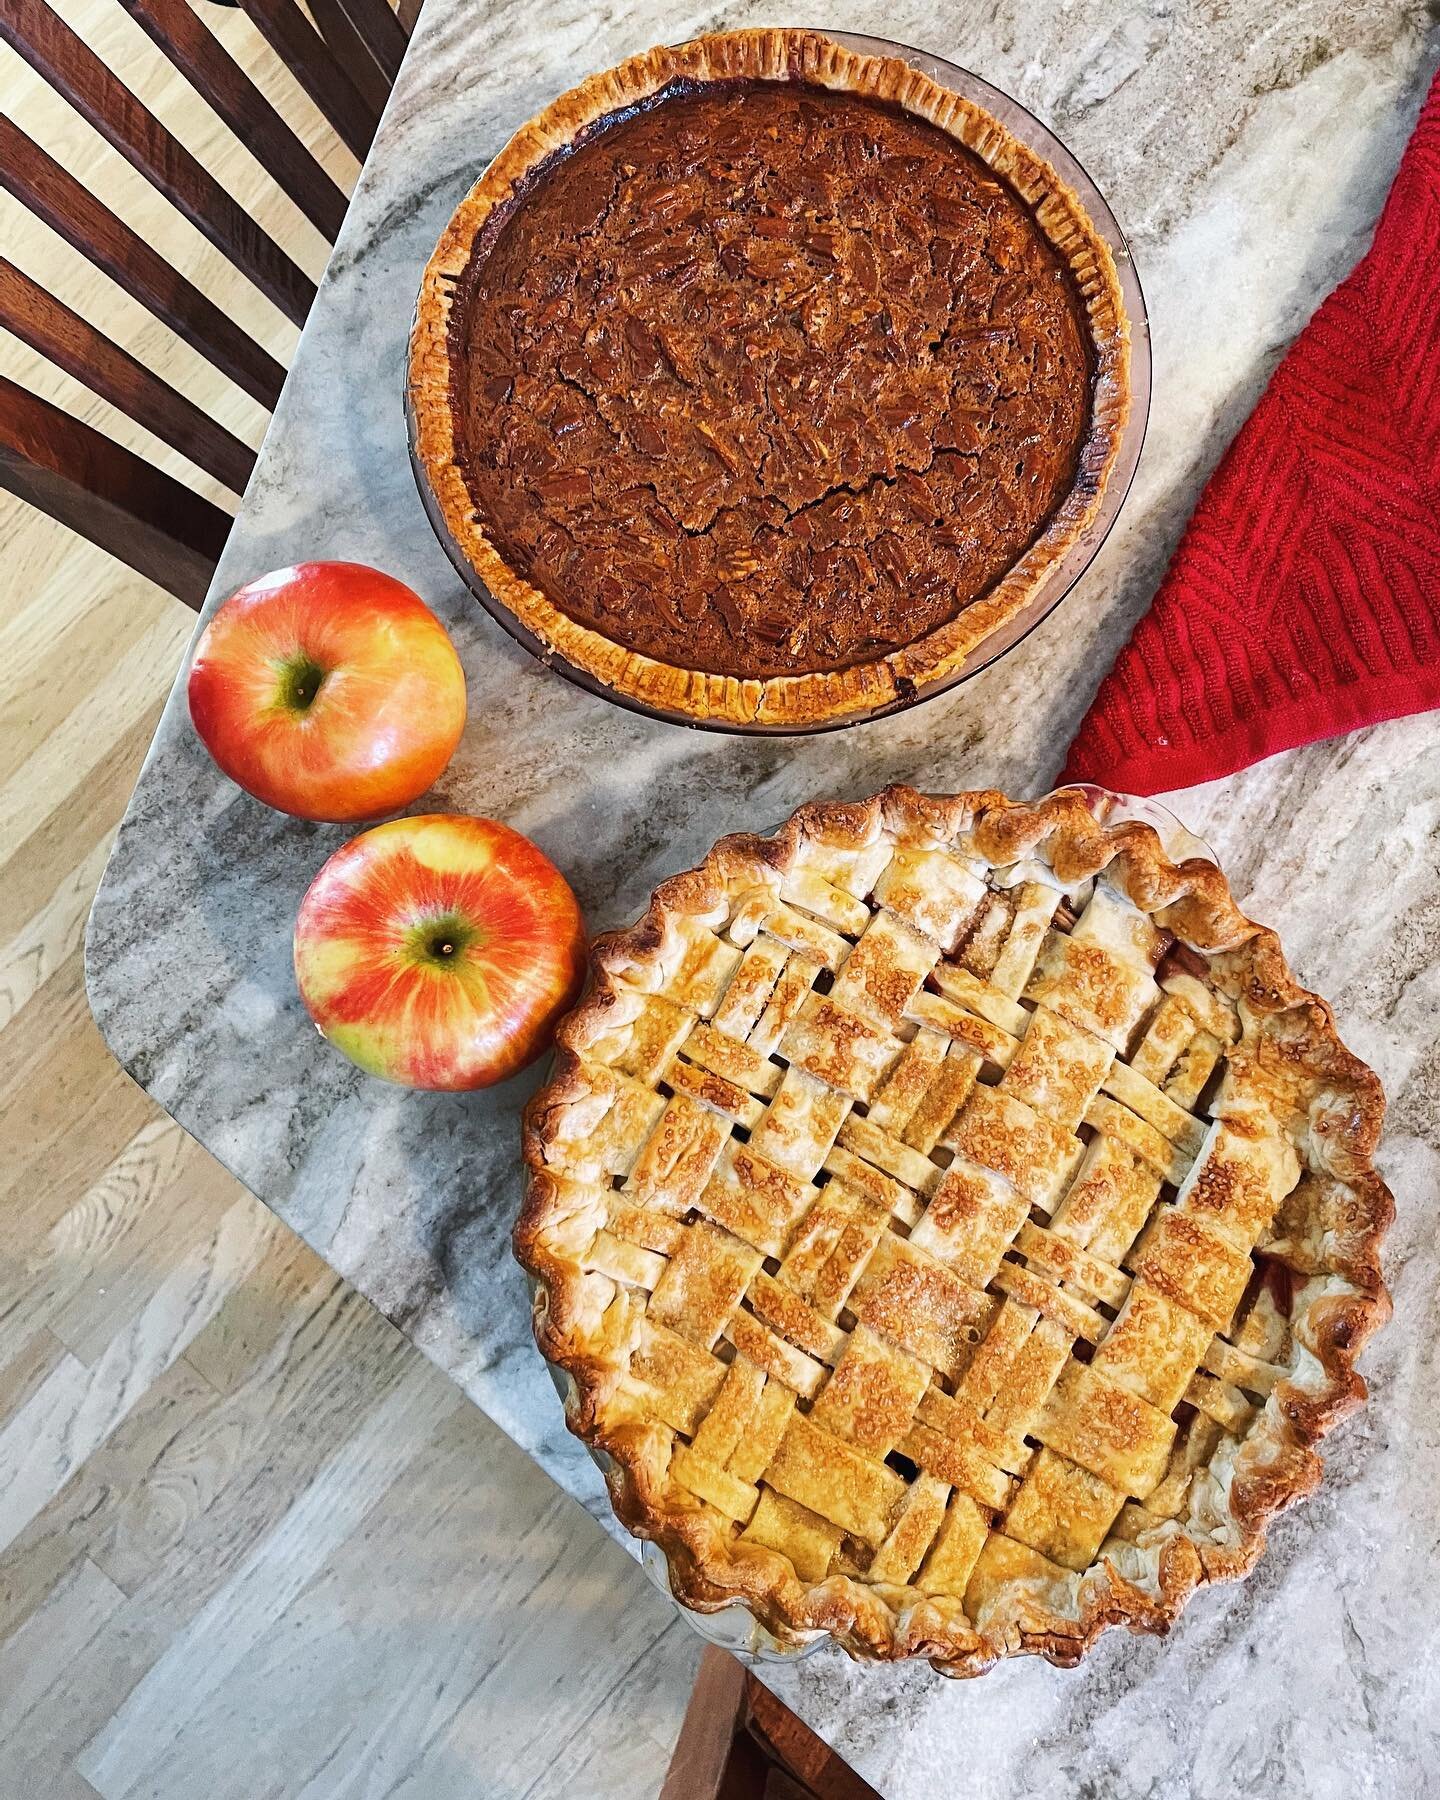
516, 788, 1391, 1674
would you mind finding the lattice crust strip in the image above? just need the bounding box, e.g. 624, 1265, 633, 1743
518, 787, 1392, 1677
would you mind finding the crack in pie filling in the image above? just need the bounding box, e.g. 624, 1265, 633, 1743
410, 31, 1131, 727
517, 789, 1391, 1675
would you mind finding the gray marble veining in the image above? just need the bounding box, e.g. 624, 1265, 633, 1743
86, 3, 1440, 1794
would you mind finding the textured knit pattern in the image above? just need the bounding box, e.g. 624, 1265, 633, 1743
1064, 68, 1440, 796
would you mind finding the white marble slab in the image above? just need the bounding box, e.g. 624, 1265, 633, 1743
86, 3, 1440, 1793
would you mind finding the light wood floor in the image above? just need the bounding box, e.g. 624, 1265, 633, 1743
0, 6, 698, 1793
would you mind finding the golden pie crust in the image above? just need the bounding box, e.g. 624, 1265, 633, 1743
409, 30, 1131, 729
516, 787, 1391, 1674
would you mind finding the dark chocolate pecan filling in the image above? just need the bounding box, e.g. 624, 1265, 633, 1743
453, 81, 1092, 679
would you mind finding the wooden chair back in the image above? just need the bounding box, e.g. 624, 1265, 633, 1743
0, 0, 415, 607
662, 1650, 881, 1800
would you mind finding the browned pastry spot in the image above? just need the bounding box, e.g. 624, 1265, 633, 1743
452, 82, 1091, 679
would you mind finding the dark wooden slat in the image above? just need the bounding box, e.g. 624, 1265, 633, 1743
661, 1648, 748, 1800
237, 0, 380, 161
0, 117, 285, 410
0, 375, 230, 607
744, 1678, 880, 1800
306, 0, 392, 117
762, 1769, 816, 1800
118, 0, 348, 241
0, 0, 316, 327
0, 257, 254, 493
327, 0, 408, 85
395, 0, 422, 36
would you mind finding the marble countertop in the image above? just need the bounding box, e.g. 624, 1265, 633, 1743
87, 2, 1440, 1794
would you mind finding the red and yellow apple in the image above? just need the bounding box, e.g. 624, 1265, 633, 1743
188, 562, 466, 822
293, 814, 586, 1090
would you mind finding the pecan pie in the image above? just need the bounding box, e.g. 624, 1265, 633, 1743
517, 788, 1391, 1674
410, 31, 1130, 728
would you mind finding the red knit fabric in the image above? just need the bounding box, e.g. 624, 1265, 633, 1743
1063, 68, 1440, 796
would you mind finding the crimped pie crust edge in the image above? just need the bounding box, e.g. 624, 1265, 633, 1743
515, 787, 1392, 1675
409, 29, 1132, 729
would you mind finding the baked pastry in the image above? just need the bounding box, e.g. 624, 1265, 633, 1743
410, 31, 1130, 729
517, 788, 1391, 1674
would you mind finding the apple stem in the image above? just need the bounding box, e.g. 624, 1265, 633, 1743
405, 913, 475, 968
277, 652, 327, 713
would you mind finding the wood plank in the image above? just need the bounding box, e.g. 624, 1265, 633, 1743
45, 1129, 240, 1366
661, 1646, 748, 1800
81, 1400, 693, 1800
0, 1237, 393, 1644
76, 1357, 462, 1798
0, 1354, 96, 1545
0, 529, 164, 713
0, 1358, 215, 1642
0, 1330, 71, 1421
237, 0, 380, 160
117, 0, 349, 241
0, 952, 115, 1157
0, 606, 187, 898
0, 1114, 193, 1303
0, 1196, 274, 1555
0, 257, 254, 492
519, 1618, 706, 1800
0, 553, 169, 784
0, 701, 162, 947
305, 0, 392, 119
0, 832, 112, 1030
0, 376, 230, 608
0, 0, 316, 327
0, 1557, 127, 1795
327, 0, 408, 85
0, 1057, 157, 1248
765, 1768, 817, 1800
41, 1770, 104, 1800
181, 1228, 344, 1395
0, 117, 286, 409
97, 1255, 417, 1597
746, 1678, 881, 1800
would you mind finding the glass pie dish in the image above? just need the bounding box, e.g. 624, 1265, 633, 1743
408, 31, 1151, 736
